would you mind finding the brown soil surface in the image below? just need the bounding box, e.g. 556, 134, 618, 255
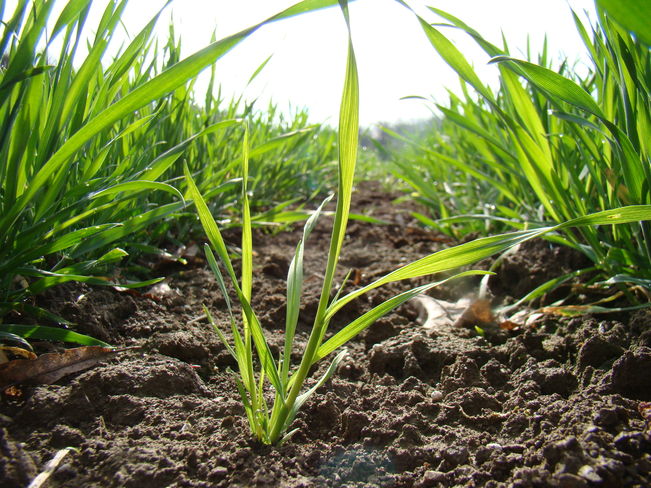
2, 181, 650, 487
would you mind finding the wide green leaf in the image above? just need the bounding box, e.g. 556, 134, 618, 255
0, 324, 111, 347
597, 0, 651, 46
490, 56, 606, 119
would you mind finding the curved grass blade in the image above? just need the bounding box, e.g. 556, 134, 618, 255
316, 271, 488, 362
89, 181, 184, 202
415, 17, 494, 103
327, 206, 651, 321
0, 324, 110, 347
489, 56, 605, 119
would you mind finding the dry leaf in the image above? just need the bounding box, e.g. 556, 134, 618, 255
412, 295, 471, 330
498, 320, 520, 331
351, 269, 362, 286
454, 299, 495, 328
0, 346, 37, 361
0, 346, 129, 389
144, 282, 179, 301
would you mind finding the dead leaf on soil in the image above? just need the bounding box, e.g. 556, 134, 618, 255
412, 295, 470, 330
0, 346, 132, 390
413, 295, 544, 332
144, 282, 179, 301
0, 346, 37, 361
414, 296, 498, 330
498, 320, 520, 331
454, 299, 495, 328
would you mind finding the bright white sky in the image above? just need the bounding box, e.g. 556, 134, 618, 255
15, 0, 598, 127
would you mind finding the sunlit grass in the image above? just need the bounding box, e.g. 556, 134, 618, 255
388, 0, 651, 295
0, 0, 338, 332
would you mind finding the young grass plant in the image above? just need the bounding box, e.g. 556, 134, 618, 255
187, 1, 651, 445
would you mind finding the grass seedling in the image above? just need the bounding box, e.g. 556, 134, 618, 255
186, 1, 651, 445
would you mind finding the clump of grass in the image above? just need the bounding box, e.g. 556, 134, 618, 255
388, 1, 651, 297
0, 0, 339, 343
188, 1, 651, 445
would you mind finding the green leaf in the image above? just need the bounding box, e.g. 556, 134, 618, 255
0, 324, 110, 347
70, 202, 184, 258
490, 56, 606, 119
316, 271, 488, 362
90, 181, 184, 202
0, 0, 341, 237
282, 195, 332, 382
327, 205, 651, 321
596, 0, 651, 46
184, 163, 238, 283
417, 20, 494, 102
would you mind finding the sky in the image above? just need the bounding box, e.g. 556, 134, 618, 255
11, 0, 598, 127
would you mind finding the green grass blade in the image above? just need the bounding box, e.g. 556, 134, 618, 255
596, 0, 651, 45
0, 224, 118, 275
142, 120, 240, 182
0, 324, 110, 347
317, 271, 488, 362
70, 202, 184, 258
89, 181, 184, 202
241, 124, 253, 303
284, 349, 347, 434
282, 195, 332, 382
416, 19, 494, 103
248, 127, 315, 159
555, 205, 651, 229
183, 163, 238, 283
267, 0, 359, 445
490, 56, 606, 119
327, 205, 651, 320
204, 305, 237, 361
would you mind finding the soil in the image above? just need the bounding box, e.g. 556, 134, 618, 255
2, 181, 650, 488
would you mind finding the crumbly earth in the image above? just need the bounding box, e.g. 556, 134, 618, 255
1, 181, 650, 488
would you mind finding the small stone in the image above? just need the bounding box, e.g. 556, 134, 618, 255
443, 447, 469, 467
209, 466, 228, 481
485, 442, 503, 450
611, 347, 651, 400
613, 431, 645, 455
578, 465, 602, 483
430, 390, 444, 401
422, 470, 446, 483
557, 473, 588, 488
594, 408, 618, 428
